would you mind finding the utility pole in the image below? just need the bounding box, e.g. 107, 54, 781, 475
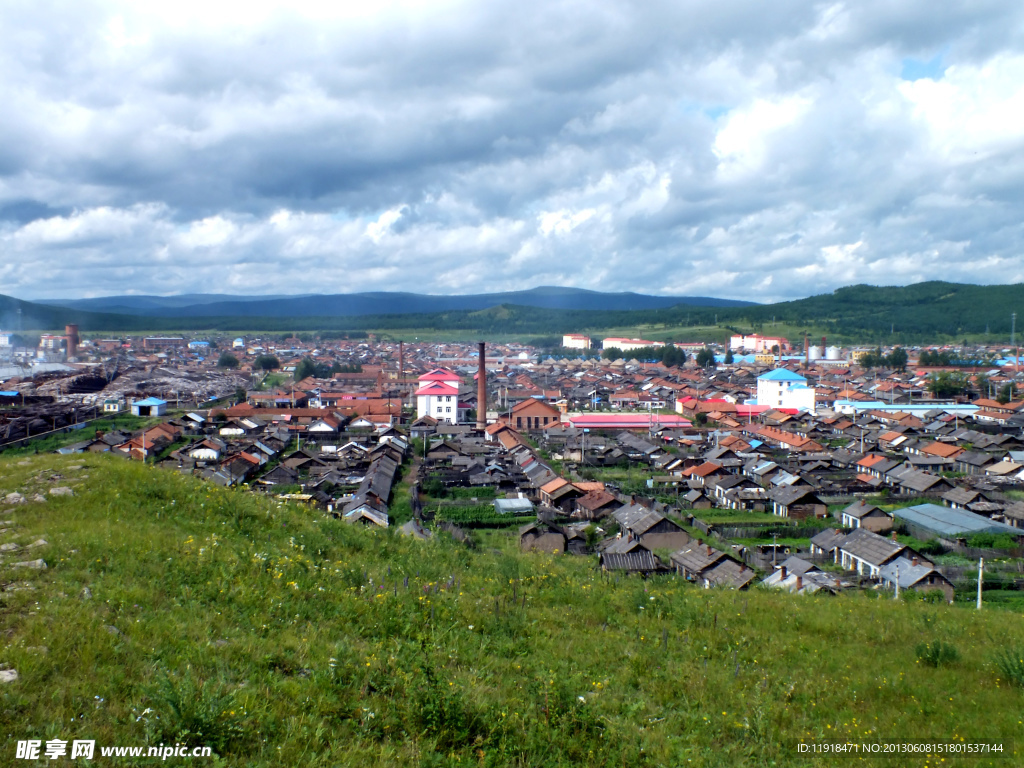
772, 532, 778, 568
977, 558, 984, 610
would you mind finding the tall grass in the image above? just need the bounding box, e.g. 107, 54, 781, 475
1, 453, 1023, 766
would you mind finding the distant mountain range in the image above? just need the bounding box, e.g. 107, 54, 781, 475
35, 287, 756, 318
3, 281, 1022, 343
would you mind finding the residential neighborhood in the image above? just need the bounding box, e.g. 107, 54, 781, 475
5, 330, 1024, 605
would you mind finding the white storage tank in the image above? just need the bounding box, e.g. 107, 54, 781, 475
825, 346, 841, 360
808, 346, 823, 361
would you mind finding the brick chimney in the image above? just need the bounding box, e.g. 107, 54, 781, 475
912, 556, 919, 567
476, 342, 487, 431
796, 575, 803, 591
706, 545, 713, 556
781, 566, 788, 580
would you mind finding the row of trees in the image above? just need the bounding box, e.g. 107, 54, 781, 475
859, 346, 908, 371
216, 352, 362, 380
601, 344, 689, 366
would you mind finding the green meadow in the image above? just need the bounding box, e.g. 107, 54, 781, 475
1, 454, 1022, 766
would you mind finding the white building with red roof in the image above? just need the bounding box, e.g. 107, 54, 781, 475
415, 369, 464, 424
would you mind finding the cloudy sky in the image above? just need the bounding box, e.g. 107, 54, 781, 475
2, 1, 1023, 302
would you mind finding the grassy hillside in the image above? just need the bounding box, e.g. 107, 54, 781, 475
7, 281, 1024, 343
1, 455, 1023, 766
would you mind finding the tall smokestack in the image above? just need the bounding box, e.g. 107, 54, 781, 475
476, 342, 487, 431
65, 324, 79, 359
399, 341, 404, 402
804, 333, 809, 367
821, 336, 827, 360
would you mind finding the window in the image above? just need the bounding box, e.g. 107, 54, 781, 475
446, 407, 451, 413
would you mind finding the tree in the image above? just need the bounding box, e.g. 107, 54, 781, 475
217, 352, 239, 369
254, 354, 280, 371
724, 348, 734, 365
887, 347, 908, 371
293, 358, 318, 381
927, 371, 970, 398
602, 347, 623, 362
234, 386, 247, 404
695, 347, 716, 369
974, 373, 990, 399
997, 383, 1015, 404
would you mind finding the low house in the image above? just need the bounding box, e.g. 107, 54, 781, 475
598, 537, 665, 573
613, 505, 690, 550
769, 487, 827, 520
681, 488, 714, 509
573, 489, 621, 520
102, 397, 125, 413
835, 528, 930, 577
670, 540, 753, 589
840, 501, 893, 533
519, 521, 566, 553
761, 557, 848, 594
877, 556, 955, 602
509, 398, 562, 431
809, 528, 846, 558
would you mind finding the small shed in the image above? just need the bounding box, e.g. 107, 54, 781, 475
131, 397, 168, 417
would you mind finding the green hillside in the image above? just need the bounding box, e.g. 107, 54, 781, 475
4, 281, 1024, 342
1, 455, 1022, 766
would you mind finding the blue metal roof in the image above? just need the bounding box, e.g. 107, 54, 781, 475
133, 397, 167, 406
895, 503, 1019, 537
758, 368, 806, 382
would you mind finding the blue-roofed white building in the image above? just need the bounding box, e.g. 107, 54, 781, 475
756, 368, 816, 413
131, 397, 168, 417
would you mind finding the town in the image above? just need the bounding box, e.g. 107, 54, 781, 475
3, 327, 1024, 604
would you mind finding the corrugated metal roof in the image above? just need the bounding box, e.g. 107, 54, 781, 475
895, 503, 1020, 537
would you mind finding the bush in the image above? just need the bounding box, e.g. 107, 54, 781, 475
217, 352, 239, 369
994, 647, 1024, 688
148, 672, 244, 753
966, 532, 1019, 551
915, 640, 959, 668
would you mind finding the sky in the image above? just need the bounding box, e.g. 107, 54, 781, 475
2, 0, 1024, 302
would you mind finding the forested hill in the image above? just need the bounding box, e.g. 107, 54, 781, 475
4, 281, 1023, 340
734, 282, 1024, 338
36, 286, 755, 318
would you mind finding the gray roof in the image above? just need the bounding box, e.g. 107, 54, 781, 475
842, 500, 888, 520
877, 556, 951, 590
896, 470, 951, 493
701, 558, 756, 589
600, 550, 663, 572
777, 555, 821, 576
894, 503, 1021, 537
670, 542, 731, 574
809, 528, 846, 552
769, 486, 824, 507
836, 527, 907, 567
